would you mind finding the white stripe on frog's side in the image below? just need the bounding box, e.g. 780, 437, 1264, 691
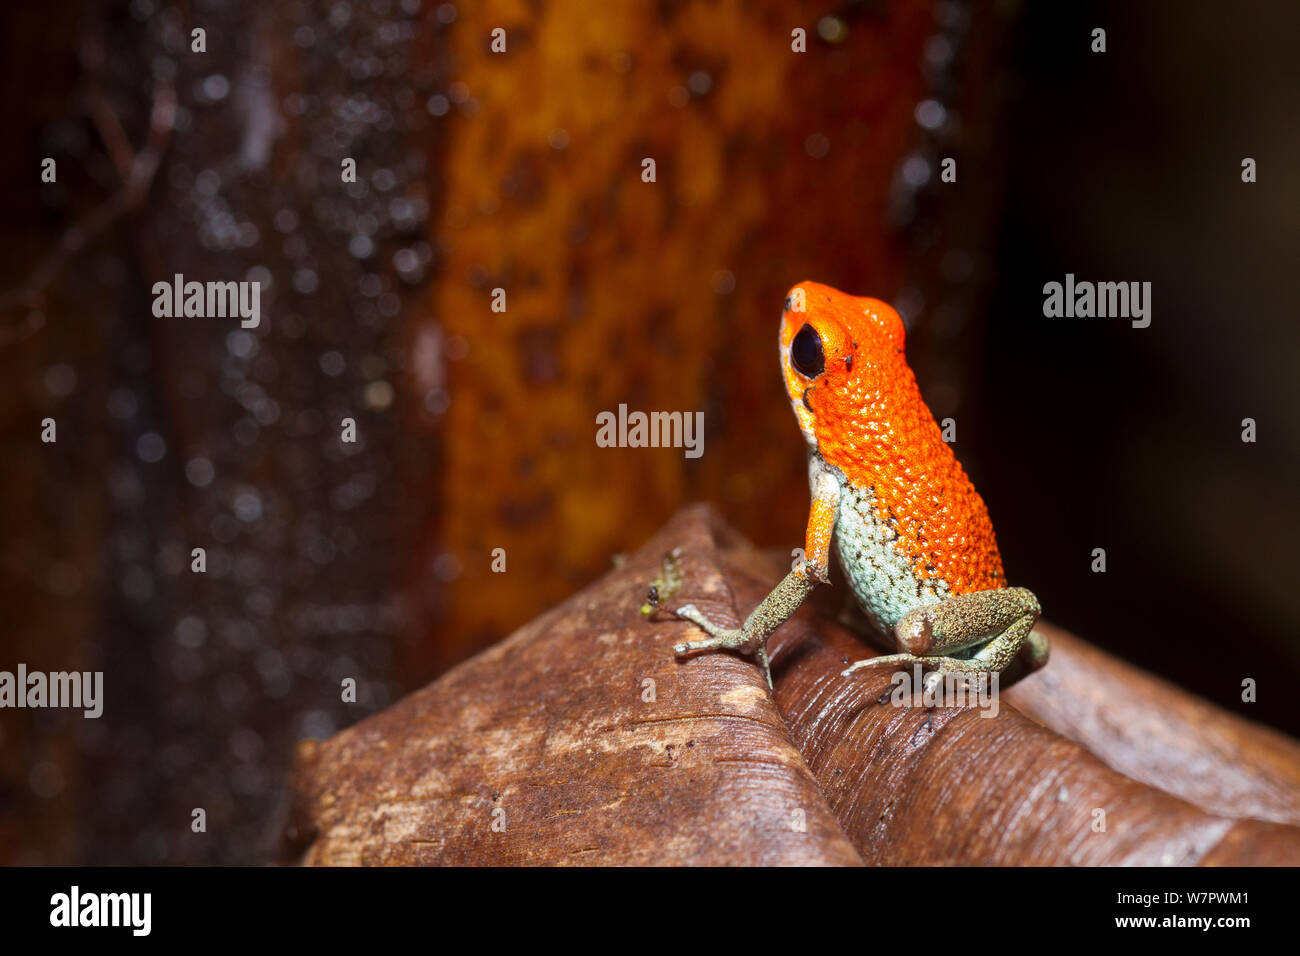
779, 339, 819, 447
833, 481, 950, 634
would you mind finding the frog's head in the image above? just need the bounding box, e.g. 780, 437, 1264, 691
778, 281, 907, 449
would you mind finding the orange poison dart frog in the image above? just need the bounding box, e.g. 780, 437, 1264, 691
647, 281, 1048, 690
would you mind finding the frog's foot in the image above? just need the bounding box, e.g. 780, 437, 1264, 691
841, 652, 924, 677
641, 549, 772, 683
842, 652, 994, 694
663, 569, 817, 690
841, 653, 949, 695
672, 604, 773, 689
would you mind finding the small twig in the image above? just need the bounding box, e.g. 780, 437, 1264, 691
88, 90, 139, 184
0, 78, 176, 345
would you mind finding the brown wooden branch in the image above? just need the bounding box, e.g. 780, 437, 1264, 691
284, 505, 1300, 865
1004, 628, 1300, 827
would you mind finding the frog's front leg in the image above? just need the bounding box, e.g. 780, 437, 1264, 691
842, 586, 1047, 689
661, 458, 841, 689
671, 570, 815, 689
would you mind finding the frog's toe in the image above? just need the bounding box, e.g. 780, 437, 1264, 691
675, 631, 745, 656
670, 603, 740, 643
841, 652, 920, 677
921, 669, 947, 695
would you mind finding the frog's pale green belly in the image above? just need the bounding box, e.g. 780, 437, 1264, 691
834, 485, 950, 634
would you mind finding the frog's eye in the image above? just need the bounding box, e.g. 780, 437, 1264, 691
790, 324, 825, 378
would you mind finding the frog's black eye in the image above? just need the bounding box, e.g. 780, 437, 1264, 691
790, 324, 825, 378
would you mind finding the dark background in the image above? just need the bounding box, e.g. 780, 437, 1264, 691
982, 1, 1299, 732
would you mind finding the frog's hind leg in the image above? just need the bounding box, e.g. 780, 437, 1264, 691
841, 586, 1046, 687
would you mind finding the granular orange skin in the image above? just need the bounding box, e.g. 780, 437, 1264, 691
781, 282, 1005, 595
